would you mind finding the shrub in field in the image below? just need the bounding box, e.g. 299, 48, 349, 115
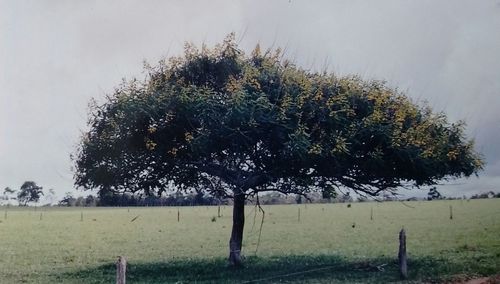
73, 34, 483, 267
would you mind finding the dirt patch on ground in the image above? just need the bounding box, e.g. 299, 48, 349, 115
443, 274, 500, 284
465, 277, 497, 284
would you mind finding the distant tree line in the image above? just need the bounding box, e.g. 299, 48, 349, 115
58, 191, 228, 207
425, 187, 500, 201
470, 191, 500, 199
56, 190, 356, 207
55, 189, 500, 207
2, 181, 500, 207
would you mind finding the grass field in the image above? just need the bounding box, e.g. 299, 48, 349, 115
0, 199, 499, 283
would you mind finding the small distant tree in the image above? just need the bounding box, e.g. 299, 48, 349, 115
295, 195, 303, 204
85, 195, 98, 207
427, 187, 443, 200
2, 187, 13, 202
3, 187, 16, 200
59, 192, 77, 207
322, 188, 337, 201
4, 187, 15, 195
17, 181, 44, 206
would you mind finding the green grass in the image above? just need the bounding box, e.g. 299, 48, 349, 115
0, 199, 499, 283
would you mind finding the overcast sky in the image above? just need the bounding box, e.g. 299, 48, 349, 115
1, 0, 500, 200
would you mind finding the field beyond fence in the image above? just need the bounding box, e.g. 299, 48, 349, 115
0, 199, 499, 283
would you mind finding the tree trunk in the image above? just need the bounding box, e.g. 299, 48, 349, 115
228, 190, 245, 267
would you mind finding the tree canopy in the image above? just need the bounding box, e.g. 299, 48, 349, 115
73, 34, 483, 266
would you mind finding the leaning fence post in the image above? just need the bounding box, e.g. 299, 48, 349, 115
398, 228, 408, 279
116, 256, 126, 284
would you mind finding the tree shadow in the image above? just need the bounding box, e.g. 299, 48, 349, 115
53, 254, 493, 283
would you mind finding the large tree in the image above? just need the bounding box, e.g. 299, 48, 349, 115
74, 35, 483, 267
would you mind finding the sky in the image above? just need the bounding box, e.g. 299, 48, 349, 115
1, 0, 500, 201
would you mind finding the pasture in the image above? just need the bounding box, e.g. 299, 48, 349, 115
0, 199, 499, 283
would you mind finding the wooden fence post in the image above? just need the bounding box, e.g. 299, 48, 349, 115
370, 207, 373, 221
298, 207, 301, 222
116, 256, 126, 284
398, 228, 408, 279
218, 205, 221, 218
177, 208, 180, 222
449, 205, 453, 220
81, 212, 83, 222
